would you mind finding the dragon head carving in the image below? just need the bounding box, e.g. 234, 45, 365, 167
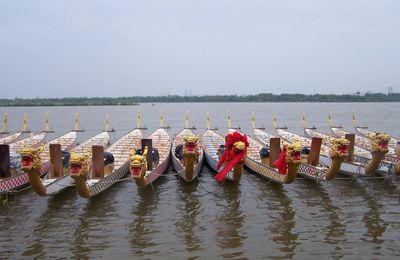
329, 138, 350, 158
284, 142, 302, 164
228, 132, 249, 153
69, 151, 90, 178
369, 133, 390, 153
183, 135, 199, 155
129, 146, 148, 178
19, 146, 44, 171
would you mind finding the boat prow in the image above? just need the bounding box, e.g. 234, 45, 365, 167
0, 131, 52, 195
38, 131, 110, 196
72, 129, 142, 198
172, 128, 203, 182
202, 129, 244, 183
235, 128, 301, 184
130, 128, 171, 188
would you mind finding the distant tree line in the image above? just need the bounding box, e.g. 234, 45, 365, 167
0, 93, 399, 106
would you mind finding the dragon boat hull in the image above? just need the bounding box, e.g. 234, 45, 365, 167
0, 132, 51, 195
304, 128, 379, 176
330, 126, 397, 172
41, 131, 110, 196
229, 129, 300, 184
172, 128, 203, 182
0, 161, 50, 195
355, 127, 399, 148
254, 128, 331, 181
74, 129, 142, 198
201, 129, 241, 182
131, 128, 172, 188
0, 132, 23, 145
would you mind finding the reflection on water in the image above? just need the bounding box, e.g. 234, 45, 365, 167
266, 184, 297, 258
215, 185, 246, 259
175, 181, 202, 254
359, 180, 388, 245
22, 189, 78, 258
130, 178, 166, 257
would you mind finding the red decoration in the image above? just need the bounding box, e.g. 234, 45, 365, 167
273, 146, 287, 174
215, 132, 249, 182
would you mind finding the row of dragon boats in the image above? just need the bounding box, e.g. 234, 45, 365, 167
0, 111, 399, 199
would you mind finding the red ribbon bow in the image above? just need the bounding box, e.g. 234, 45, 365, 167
273, 146, 287, 174
215, 132, 249, 182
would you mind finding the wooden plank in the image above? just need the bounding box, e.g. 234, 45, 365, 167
49, 144, 63, 178
269, 137, 281, 167
0, 145, 10, 178
142, 139, 153, 171
308, 137, 322, 166
345, 134, 355, 162
92, 145, 104, 179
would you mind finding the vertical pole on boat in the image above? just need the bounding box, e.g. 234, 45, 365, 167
269, 137, 281, 167
22, 113, 28, 132
185, 110, 189, 129
328, 113, 332, 127
142, 139, 153, 171
251, 112, 255, 129
137, 110, 142, 129
273, 113, 277, 129
92, 145, 104, 179
206, 111, 210, 130
74, 112, 79, 131
0, 145, 11, 178
44, 113, 50, 132
302, 113, 307, 129
49, 144, 63, 178
1, 113, 7, 133
308, 137, 322, 166
160, 110, 164, 128
352, 112, 356, 128
227, 110, 231, 129
344, 134, 355, 162
105, 114, 109, 132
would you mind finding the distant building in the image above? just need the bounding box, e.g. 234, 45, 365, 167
388, 87, 393, 95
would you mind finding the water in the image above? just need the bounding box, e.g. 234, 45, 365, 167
1, 103, 400, 259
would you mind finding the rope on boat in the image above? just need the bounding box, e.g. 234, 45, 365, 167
195, 175, 226, 196
2, 185, 31, 206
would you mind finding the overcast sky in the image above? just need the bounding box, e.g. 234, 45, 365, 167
0, 0, 399, 98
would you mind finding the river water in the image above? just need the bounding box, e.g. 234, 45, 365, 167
0, 103, 399, 259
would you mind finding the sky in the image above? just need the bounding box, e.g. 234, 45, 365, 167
0, 0, 399, 98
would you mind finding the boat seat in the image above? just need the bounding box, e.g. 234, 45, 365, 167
175, 144, 183, 159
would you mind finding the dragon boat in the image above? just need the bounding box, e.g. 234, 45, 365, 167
225, 113, 302, 184
327, 113, 395, 174
71, 128, 142, 198
130, 124, 171, 188
302, 115, 386, 176
230, 128, 301, 184
352, 113, 400, 148
0, 133, 23, 145
171, 111, 203, 182
0, 113, 32, 144
1, 131, 76, 195
202, 129, 246, 183
26, 131, 110, 196
251, 113, 348, 181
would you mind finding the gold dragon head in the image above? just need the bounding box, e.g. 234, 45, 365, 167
183, 135, 199, 154
233, 141, 246, 151
129, 146, 148, 178
284, 142, 302, 164
69, 151, 90, 178
19, 145, 44, 171
329, 138, 350, 158
369, 133, 390, 153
